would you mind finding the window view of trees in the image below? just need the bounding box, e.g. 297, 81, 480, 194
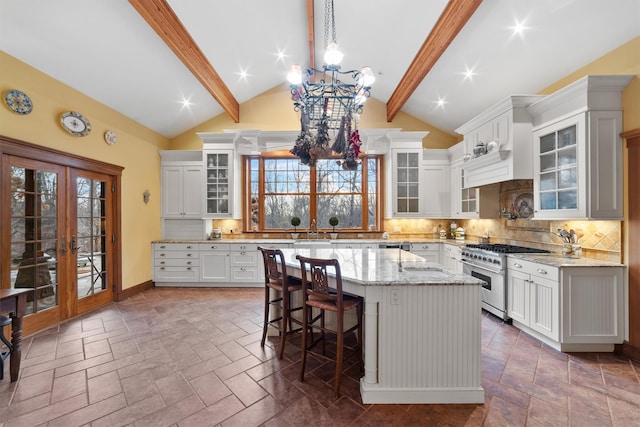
247, 156, 379, 231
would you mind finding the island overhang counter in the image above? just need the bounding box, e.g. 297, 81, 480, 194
279, 247, 485, 404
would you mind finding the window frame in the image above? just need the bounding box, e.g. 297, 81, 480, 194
243, 154, 382, 232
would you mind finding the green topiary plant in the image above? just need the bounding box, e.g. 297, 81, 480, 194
328, 216, 339, 232
290, 216, 301, 232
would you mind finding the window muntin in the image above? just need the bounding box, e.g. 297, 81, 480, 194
247, 156, 379, 231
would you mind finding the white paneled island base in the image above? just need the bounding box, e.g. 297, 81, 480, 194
280, 248, 485, 404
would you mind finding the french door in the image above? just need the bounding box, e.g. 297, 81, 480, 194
1, 138, 121, 336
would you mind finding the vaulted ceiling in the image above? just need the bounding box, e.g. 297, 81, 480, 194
1, 0, 639, 138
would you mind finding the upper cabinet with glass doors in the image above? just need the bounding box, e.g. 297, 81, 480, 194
204, 150, 233, 217
528, 75, 633, 220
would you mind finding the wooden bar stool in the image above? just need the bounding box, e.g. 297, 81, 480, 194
0, 316, 12, 380
296, 255, 363, 397
258, 247, 303, 359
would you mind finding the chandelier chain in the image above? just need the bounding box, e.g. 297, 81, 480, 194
324, 0, 337, 48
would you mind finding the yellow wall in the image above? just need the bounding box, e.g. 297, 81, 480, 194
0, 51, 168, 290
170, 84, 458, 150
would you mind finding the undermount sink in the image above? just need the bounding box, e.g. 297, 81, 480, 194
400, 265, 453, 279
292, 240, 332, 247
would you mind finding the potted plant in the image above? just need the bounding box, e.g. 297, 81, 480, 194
290, 216, 301, 239
328, 216, 339, 240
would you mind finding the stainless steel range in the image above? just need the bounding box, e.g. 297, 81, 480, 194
461, 244, 550, 320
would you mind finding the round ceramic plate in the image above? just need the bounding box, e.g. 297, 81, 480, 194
60, 111, 91, 136
104, 130, 117, 145
4, 89, 33, 114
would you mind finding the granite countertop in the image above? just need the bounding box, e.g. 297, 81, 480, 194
508, 253, 624, 268
279, 247, 485, 287
153, 237, 461, 245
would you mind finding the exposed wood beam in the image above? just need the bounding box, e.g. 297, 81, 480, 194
129, 0, 240, 123
386, 0, 482, 122
306, 0, 316, 70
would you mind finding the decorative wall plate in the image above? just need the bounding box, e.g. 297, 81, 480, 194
514, 193, 534, 219
104, 130, 117, 145
4, 89, 33, 115
60, 111, 91, 136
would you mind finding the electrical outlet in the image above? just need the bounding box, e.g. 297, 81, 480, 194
391, 289, 400, 305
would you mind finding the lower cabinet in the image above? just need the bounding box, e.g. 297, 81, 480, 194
229, 243, 260, 283
440, 243, 463, 274
200, 243, 230, 283
507, 257, 623, 351
153, 243, 200, 283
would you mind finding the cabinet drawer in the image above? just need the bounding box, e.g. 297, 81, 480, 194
154, 266, 200, 282
155, 243, 198, 251
199, 243, 230, 251
155, 258, 199, 267
155, 250, 198, 259
507, 258, 559, 280
230, 250, 259, 266
230, 243, 259, 252
231, 266, 260, 282
414, 243, 438, 251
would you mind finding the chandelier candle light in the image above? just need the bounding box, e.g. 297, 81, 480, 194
287, 0, 375, 170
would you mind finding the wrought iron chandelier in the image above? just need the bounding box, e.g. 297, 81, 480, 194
287, 0, 375, 169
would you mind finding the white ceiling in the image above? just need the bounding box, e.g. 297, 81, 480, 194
1, 0, 639, 138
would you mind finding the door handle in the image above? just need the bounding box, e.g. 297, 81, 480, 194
70, 235, 79, 254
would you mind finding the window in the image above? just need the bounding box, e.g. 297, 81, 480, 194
246, 156, 380, 231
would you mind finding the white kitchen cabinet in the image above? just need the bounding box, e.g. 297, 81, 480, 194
153, 243, 200, 284
507, 256, 624, 351
411, 243, 440, 263
229, 243, 260, 283
334, 243, 361, 249
203, 150, 233, 218
449, 158, 499, 219
160, 151, 203, 219
422, 149, 450, 218
507, 259, 559, 341
200, 243, 230, 282
391, 148, 423, 217
440, 243, 463, 274
528, 75, 632, 220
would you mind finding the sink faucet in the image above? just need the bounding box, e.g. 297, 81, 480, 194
308, 219, 318, 240
398, 241, 412, 272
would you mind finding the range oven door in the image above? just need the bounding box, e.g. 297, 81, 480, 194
462, 261, 507, 320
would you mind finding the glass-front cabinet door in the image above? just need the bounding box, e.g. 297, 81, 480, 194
533, 114, 584, 219
392, 150, 422, 217
204, 150, 232, 217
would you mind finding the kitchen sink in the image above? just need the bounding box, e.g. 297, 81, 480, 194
400, 265, 453, 279
292, 240, 332, 248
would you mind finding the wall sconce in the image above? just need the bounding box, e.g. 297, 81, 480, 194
143, 190, 150, 204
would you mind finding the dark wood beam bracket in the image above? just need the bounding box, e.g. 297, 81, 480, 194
129, 0, 240, 123
386, 0, 482, 122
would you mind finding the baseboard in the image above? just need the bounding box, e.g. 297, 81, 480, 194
116, 280, 154, 301
615, 341, 640, 363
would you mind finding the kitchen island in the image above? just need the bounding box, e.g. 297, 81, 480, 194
280, 247, 486, 404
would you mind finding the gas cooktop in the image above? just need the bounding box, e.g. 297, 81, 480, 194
464, 244, 550, 254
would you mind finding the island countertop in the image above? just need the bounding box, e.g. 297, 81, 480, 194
279, 248, 485, 286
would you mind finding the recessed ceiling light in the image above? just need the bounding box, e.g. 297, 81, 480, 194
180, 97, 192, 110
435, 97, 447, 109
275, 49, 287, 62
238, 68, 249, 80
510, 19, 527, 36
463, 66, 476, 81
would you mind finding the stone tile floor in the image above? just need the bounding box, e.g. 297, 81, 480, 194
1, 287, 639, 426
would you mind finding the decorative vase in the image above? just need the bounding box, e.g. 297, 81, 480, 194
330, 232, 338, 240
291, 232, 299, 240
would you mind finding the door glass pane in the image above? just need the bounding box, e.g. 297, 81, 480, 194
558, 190, 578, 209
540, 192, 557, 210
77, 178, 107, 298
540, 152, 556, 172
540, 133, 556, 154
558, 168, 577, 189
10, 166, 58, 314
540, 171, 557, 191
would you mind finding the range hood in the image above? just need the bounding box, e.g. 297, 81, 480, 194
455, 95, 544, 188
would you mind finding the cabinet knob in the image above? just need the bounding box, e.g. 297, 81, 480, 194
514, 263, 522, 268
240, 251, 246, 255
160, 245, 166, 249
160, 253, 165, 257
160, 261, 165, 264
187, 245, 192, 249
537, 269, 547, 275
160, 267, 165, 270
187, 261, 192, 265
241, 267, 246, 271
211, 246, 217, 249
187, 267, 192, 270
187, 253, 192, 257
240, 245, 246, 249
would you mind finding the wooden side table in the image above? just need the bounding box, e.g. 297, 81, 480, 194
0, 289, 30, 382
